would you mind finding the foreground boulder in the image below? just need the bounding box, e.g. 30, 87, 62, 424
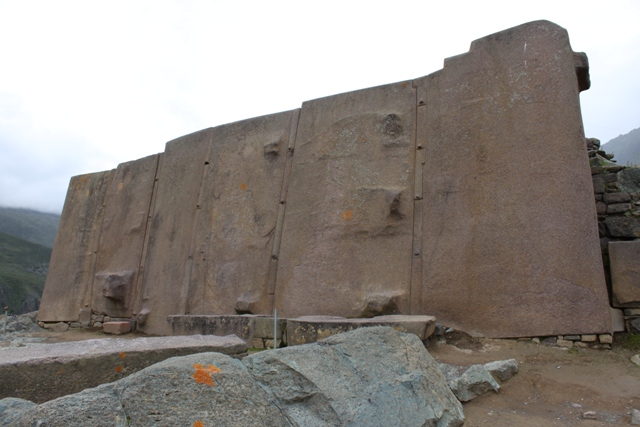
244, 326, 464, 426
9, 327, 464, 427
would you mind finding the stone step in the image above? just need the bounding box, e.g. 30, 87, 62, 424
168, 314, 437, 348
0, 334, 246, 404
286, 315, 437, 346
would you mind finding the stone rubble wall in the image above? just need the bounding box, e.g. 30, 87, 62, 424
37, 20, 613, 338
588, 138, 640, 332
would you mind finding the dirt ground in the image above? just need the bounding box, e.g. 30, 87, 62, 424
428, 331, 640, 426
3, 327, 640, 426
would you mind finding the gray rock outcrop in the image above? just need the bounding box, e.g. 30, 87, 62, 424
9, 327, 464, 427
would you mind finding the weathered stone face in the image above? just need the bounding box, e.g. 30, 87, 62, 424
39, 20, 612, 338
274, 83, 416, 318
186, 111, 297, 318
91, 154, 159, 318
419, 20, 610, 337
609, 241, 640, 307
37, 171, 113, 322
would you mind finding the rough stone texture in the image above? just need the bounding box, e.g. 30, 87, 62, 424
0, 334, 246, 403
10, 352, 290, 427
609, 241, 640, 306
0, 398, 36, 427
483, 359, 519, 382
439, 363, 500, 402
37, 171, 113, 322
91, 154, 159, 318
420, 20, 610, 337
115, 353, 290, 427
605, 217, 640, 238
102, 321, 131, 335
286, 315, 436, 346
274, 81, 416, 318
611, 307, 626, 332
186, 111, 296, 317
244, 327, 464, 427
137, 129, 212, 335
169, 315, 254, 344
632, 408, 640, 425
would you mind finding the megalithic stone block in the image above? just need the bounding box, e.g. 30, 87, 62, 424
420, 20, 610, 337
274, 82, 416, 318
186, 110, 297, 318
92, 154, 159, 318
37, 171, 113, 322
136, 129, 212, 335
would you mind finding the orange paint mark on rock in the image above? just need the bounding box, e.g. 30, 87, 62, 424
194, 421, 205, 427
193, 364, 222, 386
342, 210, 353, 220
119, 352, 126, 358
115, 365, 123, 373
240, 183, 247, 191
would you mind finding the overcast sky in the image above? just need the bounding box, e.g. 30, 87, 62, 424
1, 1, 639, 214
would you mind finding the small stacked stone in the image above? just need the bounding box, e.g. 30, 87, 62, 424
530, 333, 613, 349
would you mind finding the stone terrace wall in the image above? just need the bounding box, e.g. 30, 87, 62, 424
588, 139, 640, 331
38, 20, 612, 338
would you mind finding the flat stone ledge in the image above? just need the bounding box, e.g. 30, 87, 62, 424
286, 315, 437, 346
0, 334, 246, 404
168, 315, 287, 345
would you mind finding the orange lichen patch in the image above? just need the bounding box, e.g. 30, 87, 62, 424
119, 352, 126, 358
193, 364, 222, 386
117, 182, 124, 190
361, 137, 366, 141
240, 183, 247, 191
194, 421, 205, 427
57, 370, 63, 375
342, 210, 353, 220
115, 365, 123, 373
402, 82, 407, 87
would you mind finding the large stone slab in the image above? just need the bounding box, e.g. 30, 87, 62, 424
0, 334, 246, 403
609, 241, 640, 307
92, 154, 159, 318
420, 20, 610, 337
286, 314, 436, 346
37, 170, 113, 322
186, 111, 297, 316
137, 129, 212, 335
275, 82, 416, 318
11, 352, 290, 427
169, 315, 287, 345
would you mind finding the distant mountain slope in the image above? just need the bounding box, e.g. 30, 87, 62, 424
0, 231, 52, 314
0, 207, 60, 248
602, 127, 640, 166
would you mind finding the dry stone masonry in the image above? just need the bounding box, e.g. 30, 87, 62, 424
38, 20, 615, 338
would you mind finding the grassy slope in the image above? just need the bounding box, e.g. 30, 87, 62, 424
0, 206, 60, 248
0, 231, 52, 314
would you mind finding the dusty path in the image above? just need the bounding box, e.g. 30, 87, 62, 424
429, 333, 640, 426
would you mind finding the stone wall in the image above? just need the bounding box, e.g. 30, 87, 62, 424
38, 20, 613, 338
589, 139, 640, 331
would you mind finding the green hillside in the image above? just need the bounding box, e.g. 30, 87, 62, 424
603, 127, 640, 166
0, 206, 60, 248
0, 231, 52, 314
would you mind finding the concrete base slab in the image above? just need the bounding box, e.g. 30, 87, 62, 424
0, 334, 246, 403
286, 315, 436, 346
